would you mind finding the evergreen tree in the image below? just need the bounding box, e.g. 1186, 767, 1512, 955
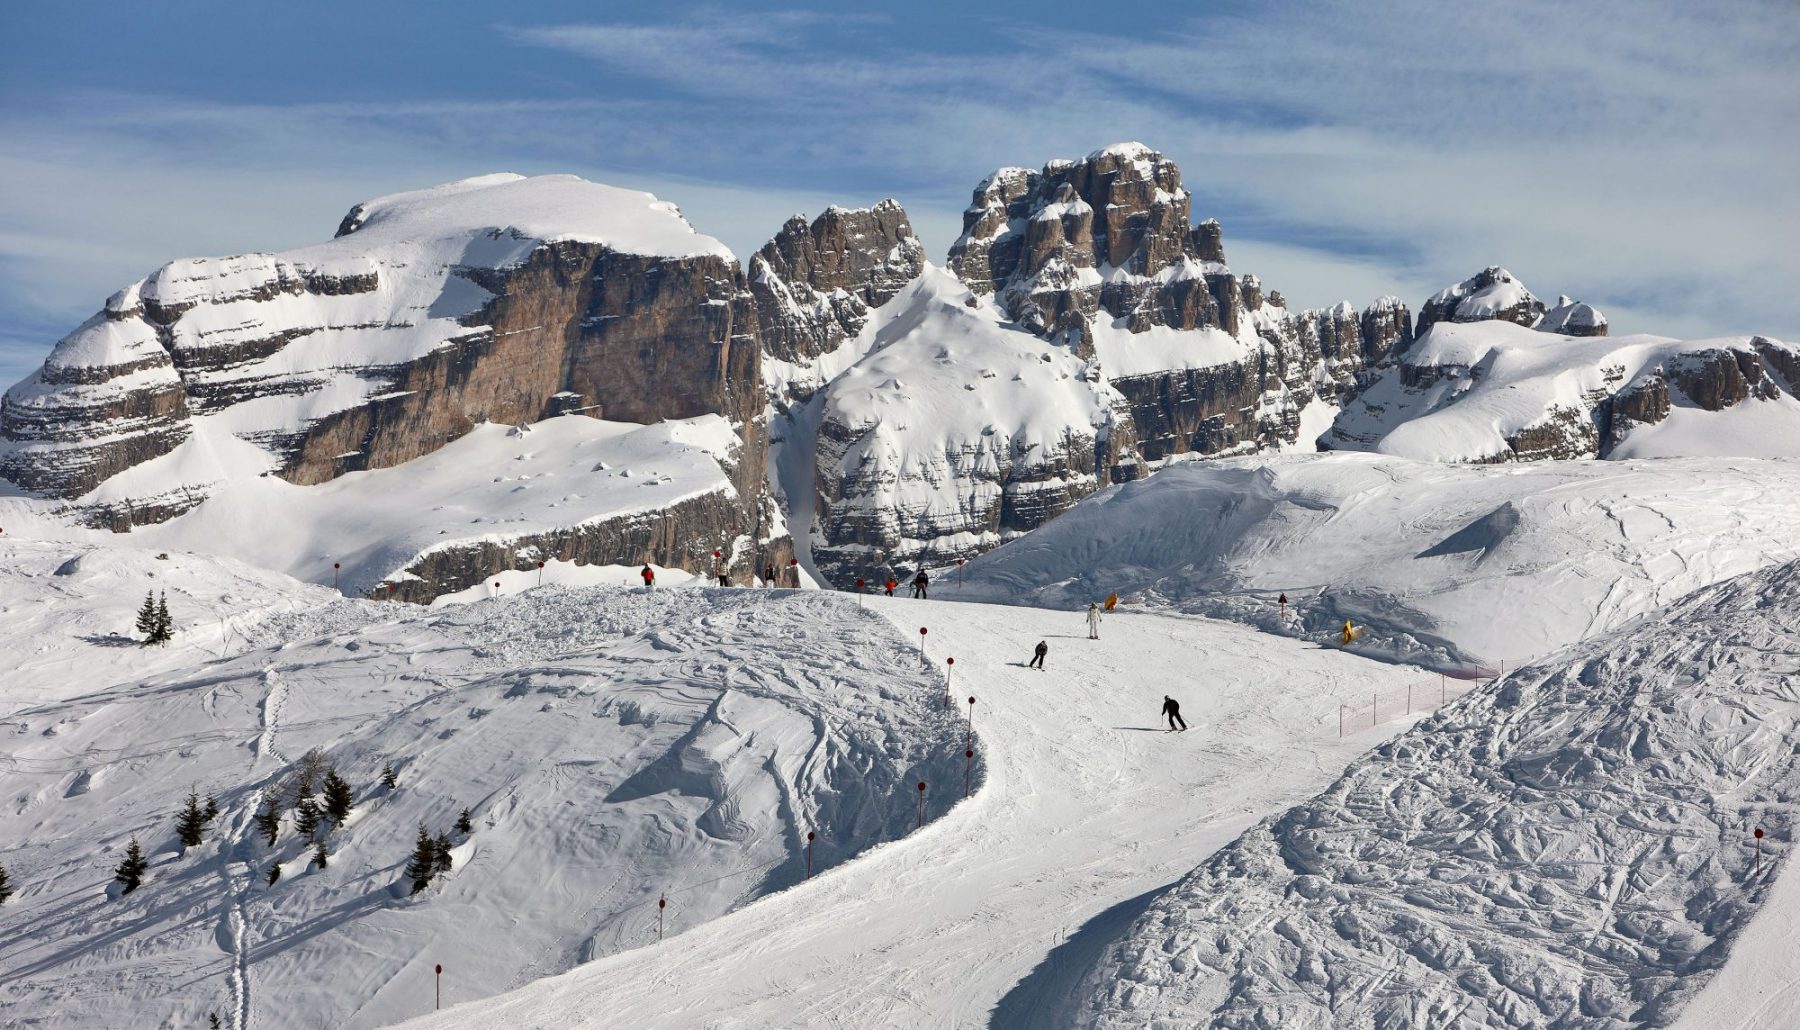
135, 592, 158, 643
210, 1014, 222, 1029
455, 807, 473, 835
311, 839, 329, 870
151, 591, 174, 644
321, 770, 354, 826
295, 797, 322, 839
177, 789, 210, 848
404, 825, 437, 894
433, 832, 455, 875
204, 794, 220, 822
380, 761, 398, 791
0, 860, 12, 905
254, 800, 280, 847
266, 864, 281, 886
113, 837, 148, 894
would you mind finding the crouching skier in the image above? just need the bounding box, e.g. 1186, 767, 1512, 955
1162, 695, 1187, 732
1028, 640, 1047, 670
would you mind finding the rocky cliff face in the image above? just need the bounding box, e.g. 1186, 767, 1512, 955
751, 202, 925, 400
1, 174, 784, 596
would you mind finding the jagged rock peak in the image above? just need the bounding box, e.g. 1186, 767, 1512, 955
754, 200, 924, 310
1417, 266, 1545, 334
750, 201, 927, 380
1540, 294, 1609, 337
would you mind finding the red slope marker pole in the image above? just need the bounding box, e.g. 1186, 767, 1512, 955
333, 562, 340, 591
965, 696, 976, 753
537, 561, 545, 587
1756, 827, 1765, 877
916, 781, 926, 828
964, 748, 974, 798
946, 657, 955, 703
919, 627, 928, 659
434, 963, 442, 1011
855, 578, 864, 608
658, 896, 666, 942
957, 557, 965, 591
806, 831, 815, 879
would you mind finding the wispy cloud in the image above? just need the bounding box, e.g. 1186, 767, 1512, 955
2, 1, 1794, 388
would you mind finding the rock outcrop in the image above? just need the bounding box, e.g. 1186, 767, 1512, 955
804, 145, 1412, 584
1416, 266, 1545, 334
2, 174, 783, 594
1539, 294, 1608, 336
751, 202, 925, 400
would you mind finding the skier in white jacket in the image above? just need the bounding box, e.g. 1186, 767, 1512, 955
1086, 602, 1102, 639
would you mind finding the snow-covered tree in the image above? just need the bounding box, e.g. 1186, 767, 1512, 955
433, 832, 455, 875
322, 770, 354, 826
405, 825, 437, 895
295, 797, 322, 840
380, 761, 398, 791
113, 838, 147, 894
176, 789, 211, 849
254, 800, 280, 846
152, 591, 173, 643
134, 592, 160, 643
455, 807, 472, 835
311, 839, 329, 870
204, 794, 219, 822
266, 864, 280, 886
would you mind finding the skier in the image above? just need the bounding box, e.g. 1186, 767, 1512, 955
640, 565, 655, 588
1341, 619, 1355, 645
1162, 695, 1187, 732
884, 577, 898, 597
1028, 640, 1047, 670
718, 568, 732, 588
1085, 602, 1101, 639
912, 569, 930, 600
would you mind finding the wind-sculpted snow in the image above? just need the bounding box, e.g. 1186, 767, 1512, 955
0, 583, 971, 1028
1072, 559, 1800, 1028
956, 453, 1800, 666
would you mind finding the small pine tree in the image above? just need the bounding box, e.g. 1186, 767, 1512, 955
210, 1014, 222, 1029
135, 592, 158, 643
177, 789, 209, 849
321, 770, 354, 826
380, 761, 398, 791
295, 797, 322, 840
266, 863, 281, 886
0, 860, 12, 905
312, 839, 329, 870
455, 807, 472, 835
404, 825, 437, 895
433, 832, 454, 875
254, 800, 280, 847
204, 794, 220, 822
151, 591, 174, 644
114, 837, 148, 894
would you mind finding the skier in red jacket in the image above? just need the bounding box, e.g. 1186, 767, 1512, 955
640, 565, 655, 588
884, 577, 898, 597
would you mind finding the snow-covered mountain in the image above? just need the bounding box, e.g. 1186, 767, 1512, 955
1069, 556, 1800, 1028
0, 174, 786, 599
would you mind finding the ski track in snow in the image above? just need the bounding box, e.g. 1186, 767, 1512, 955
403, 595, 1429, 1029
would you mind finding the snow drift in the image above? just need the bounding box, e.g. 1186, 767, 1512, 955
1070, 556, 1800, 1028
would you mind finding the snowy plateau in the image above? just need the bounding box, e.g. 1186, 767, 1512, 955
2, 142, 1800, 1029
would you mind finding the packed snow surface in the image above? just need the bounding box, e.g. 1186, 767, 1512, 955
403, 595, 1427, 1029
0, 576, 969, 1028
1072, 558, 1800, 1028
955, 452, 1800, 667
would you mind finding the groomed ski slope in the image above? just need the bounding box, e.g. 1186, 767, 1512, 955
406, 594, 1428, 1029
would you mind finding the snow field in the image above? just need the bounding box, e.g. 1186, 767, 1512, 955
404, 595, 1430, 1029
0, 584, 969, 1029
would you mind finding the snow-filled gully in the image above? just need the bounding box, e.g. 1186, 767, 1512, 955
410, 594, 1427, 1029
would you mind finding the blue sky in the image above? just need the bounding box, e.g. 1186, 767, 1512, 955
2, 0, 1796, 387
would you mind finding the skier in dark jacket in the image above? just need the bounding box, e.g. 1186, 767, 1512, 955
912, 569, 930, 599
1028, 640, 1047, 670
1162, 695, 1187, 732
